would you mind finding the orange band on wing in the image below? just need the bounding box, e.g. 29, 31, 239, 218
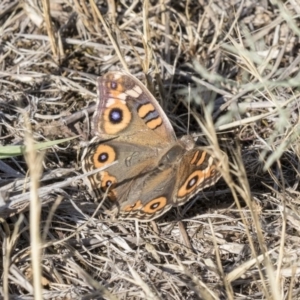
146, 117, 162, 130
138, 103, 155, 118
100, 171, 117, 191
103, 100, 131, 134
93, 144, 116, 168
142, 197, 167, 213
196, 151, 207, 166
190, 151, 198, 165
190, 151, 207, 166
177, 164, 218, 198
123, 200, 143, 212
177, 170, 205, 197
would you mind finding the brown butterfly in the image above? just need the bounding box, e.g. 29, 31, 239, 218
82, 71, 226, 221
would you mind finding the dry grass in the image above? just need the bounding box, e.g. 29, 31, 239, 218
1, 0, 300, 299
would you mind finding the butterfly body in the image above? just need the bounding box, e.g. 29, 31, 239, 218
82, 71, 226, 221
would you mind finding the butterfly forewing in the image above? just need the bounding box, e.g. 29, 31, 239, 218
93, 71, 177, 145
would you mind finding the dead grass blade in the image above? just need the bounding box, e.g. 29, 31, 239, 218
24, 115, 44, 299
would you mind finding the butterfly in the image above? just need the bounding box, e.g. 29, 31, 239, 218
81, 71, 226, 221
